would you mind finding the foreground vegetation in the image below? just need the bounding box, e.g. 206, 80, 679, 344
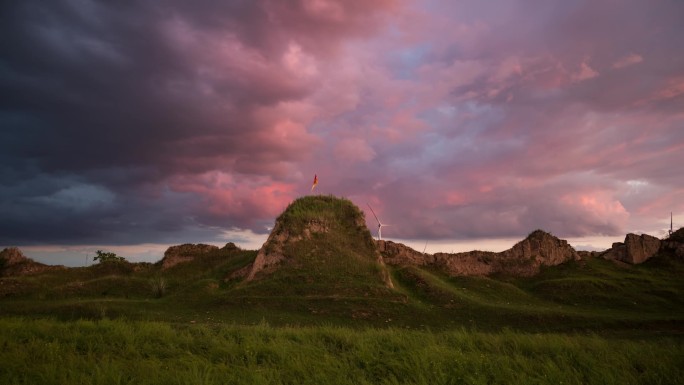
3, 254, 682, 384
1, 317, 682, 385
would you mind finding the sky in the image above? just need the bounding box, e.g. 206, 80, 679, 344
2, 0, 683, 266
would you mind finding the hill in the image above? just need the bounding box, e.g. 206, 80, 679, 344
230, 195, 394, 299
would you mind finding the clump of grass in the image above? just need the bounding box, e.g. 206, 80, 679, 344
276, 195, 369, 236
150, 276, 167, 298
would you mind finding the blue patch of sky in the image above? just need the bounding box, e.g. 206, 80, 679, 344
415, 101, 511, 166
419, 101, 504, 138
28, 183, 116, 212
388, 43, 432, 80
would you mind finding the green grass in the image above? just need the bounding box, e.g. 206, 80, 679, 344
276, 195, 370, 237
1, 243, 683, 382
1, 317, 682, 385
2, 249, 683, 333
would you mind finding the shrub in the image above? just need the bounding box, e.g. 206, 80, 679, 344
150, 276, 167, 298
93, 250, 127, 264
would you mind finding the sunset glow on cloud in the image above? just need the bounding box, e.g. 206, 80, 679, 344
2, 0, 683, 263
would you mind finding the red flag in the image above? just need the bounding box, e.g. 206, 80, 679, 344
311, 174, 318, 191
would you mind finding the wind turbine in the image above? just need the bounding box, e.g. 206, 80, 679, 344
670, 212, 674, 236
367, 203, 390, 240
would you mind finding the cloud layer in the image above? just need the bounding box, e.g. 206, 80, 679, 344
2, 0, 683, 247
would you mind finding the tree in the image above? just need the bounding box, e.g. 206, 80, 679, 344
93, 250, 126, 264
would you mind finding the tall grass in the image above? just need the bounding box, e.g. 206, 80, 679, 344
150, 275, 167, 298
1, 318, 681, 385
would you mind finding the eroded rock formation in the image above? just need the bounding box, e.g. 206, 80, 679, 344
379, 230, 580, 277
0, 247, 27, 266
246, 219, 321, 280
160, 243, 219, 270
600, 233, 661, 264
0, 247, 64, 276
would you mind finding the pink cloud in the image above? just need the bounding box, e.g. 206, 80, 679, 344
612, 53, 643, 69
571, 61, 600, 82
168, 172, 296, 229
560, 191, 630, 227
651, 77, 684, 101
334, 138, 376, 163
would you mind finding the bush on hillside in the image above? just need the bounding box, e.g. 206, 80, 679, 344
94, 250, 127, 264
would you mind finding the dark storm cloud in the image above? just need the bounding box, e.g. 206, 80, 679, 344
0, 0, 397, 245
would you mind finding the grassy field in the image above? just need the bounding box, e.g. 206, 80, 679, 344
1, 317, 682, 385
1, 254, 683, 384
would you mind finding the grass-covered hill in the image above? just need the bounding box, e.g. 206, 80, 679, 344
239, 195, 394, 296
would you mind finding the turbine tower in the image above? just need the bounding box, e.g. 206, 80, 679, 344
367, 203, 390, 240
670, 212, 674, 236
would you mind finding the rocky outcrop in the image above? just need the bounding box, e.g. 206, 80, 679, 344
577, 250, 601, 259
378, 230, 580, 277
668, 243, 684, 259
160, 243, 219, 270
601, 233, 661, 264
649, 227, 684, 260
377, 240, 432, 266
624, 233, 661, 264
433, 250, 499, 276
0, 247, 64, 276
0, 247, 28, 266
501, 230, 579, 265
247, 219, 329, 280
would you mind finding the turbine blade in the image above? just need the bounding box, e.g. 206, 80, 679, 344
366, 203, 381, 224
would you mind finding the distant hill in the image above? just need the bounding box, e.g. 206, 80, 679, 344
379, 229, 580, 277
